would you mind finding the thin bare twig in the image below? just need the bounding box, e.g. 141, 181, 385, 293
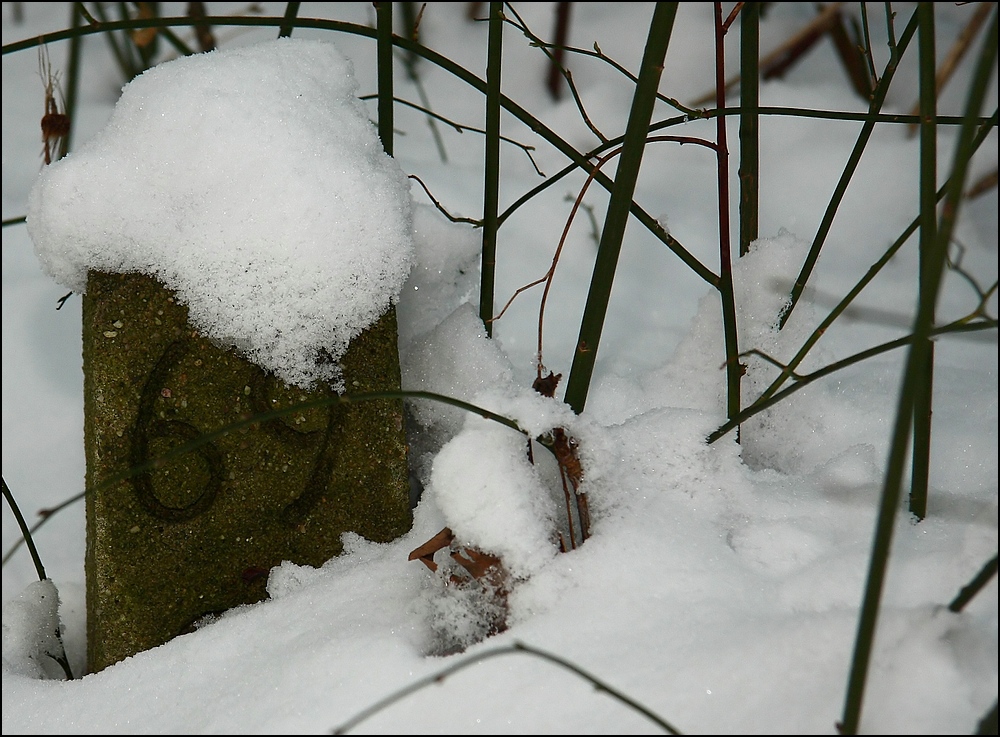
408, 174, 482, 226
331, 640, 684, 734
503, 3, 609, 143
360, 93, 545, 175
490, 135, 716, 380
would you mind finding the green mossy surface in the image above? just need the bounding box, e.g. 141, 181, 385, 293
83, 271, 410, 673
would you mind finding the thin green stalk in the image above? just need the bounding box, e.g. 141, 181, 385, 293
58, 3, 84, 159
397, 2, 448, 164
713, 2, 741, 429
739, 1, 760, 257
186, 0, 216, 52
948, 553, 999, 613
546, 2, 571, 101
885, 2, 898, 49
114, 2, 143, 72
978, 702, 999, 735
744, 106, 988, 126
705, 319, 995, 445
498, 120, 717, 287
89, 1, 138, 80
132, 1, 160, 70
778, 8, 920, 330
860, 2, 880, 86
0, 481, 76, 682
278, 2, 301, 39
563, 3, 679, 414
908, 306, 935, 514
481, 2, 503, 336
2, 477, 47, 581
910, 2, 938, 521
399, 2, 419, 68
745, 112, 997, 410
375, 2, 393, 156
839, 9, 997, 733
156, 25, 195, 58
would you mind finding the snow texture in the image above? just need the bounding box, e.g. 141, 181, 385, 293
26, 38, 414, 389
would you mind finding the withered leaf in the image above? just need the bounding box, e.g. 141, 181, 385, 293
451, 546, 504, 582
532, 371, 562, 398
408, 527, 455, 572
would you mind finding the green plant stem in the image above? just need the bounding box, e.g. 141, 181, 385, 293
58, 3, 85, 159
740, 107, 988, 126
133, 1, 160, 69
2, 477, 47, 581
978, 702, 1000, 736
278, 1, 300, 38
2, 477, 75, 681
778, 8, 920, 330
156, 25, 195, 58
713, 2, 741, 429
500, 11, 699, 118
375, 2, 393, 156
948, 553, 999, 613
839, 8, 997, 733
885, 2, 898, 49
396, 3, 448, 164
399, 2, 419, 68
481, 2, 502, 337
745, 112, 997, 410
859, 2, 880, 85
498, 127, 717, 287
705, 319, 996, 445
563, 2, 678, 414
89, 1, 137, 80
739, 2, 759, 257
910, 1, 938, 521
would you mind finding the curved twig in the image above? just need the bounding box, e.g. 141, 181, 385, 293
502, 3, 609, 143
408, 174, 483, 226
2, 477, 47, 581
331, 640, 684, 735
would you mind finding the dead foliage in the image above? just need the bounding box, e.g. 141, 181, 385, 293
409, 526, 510, 641
39, 48, 69, 165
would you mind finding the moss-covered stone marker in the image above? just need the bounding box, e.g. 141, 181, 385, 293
83, 271, 410, 672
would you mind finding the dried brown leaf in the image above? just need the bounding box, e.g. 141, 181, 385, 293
408, 527, 455, 572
